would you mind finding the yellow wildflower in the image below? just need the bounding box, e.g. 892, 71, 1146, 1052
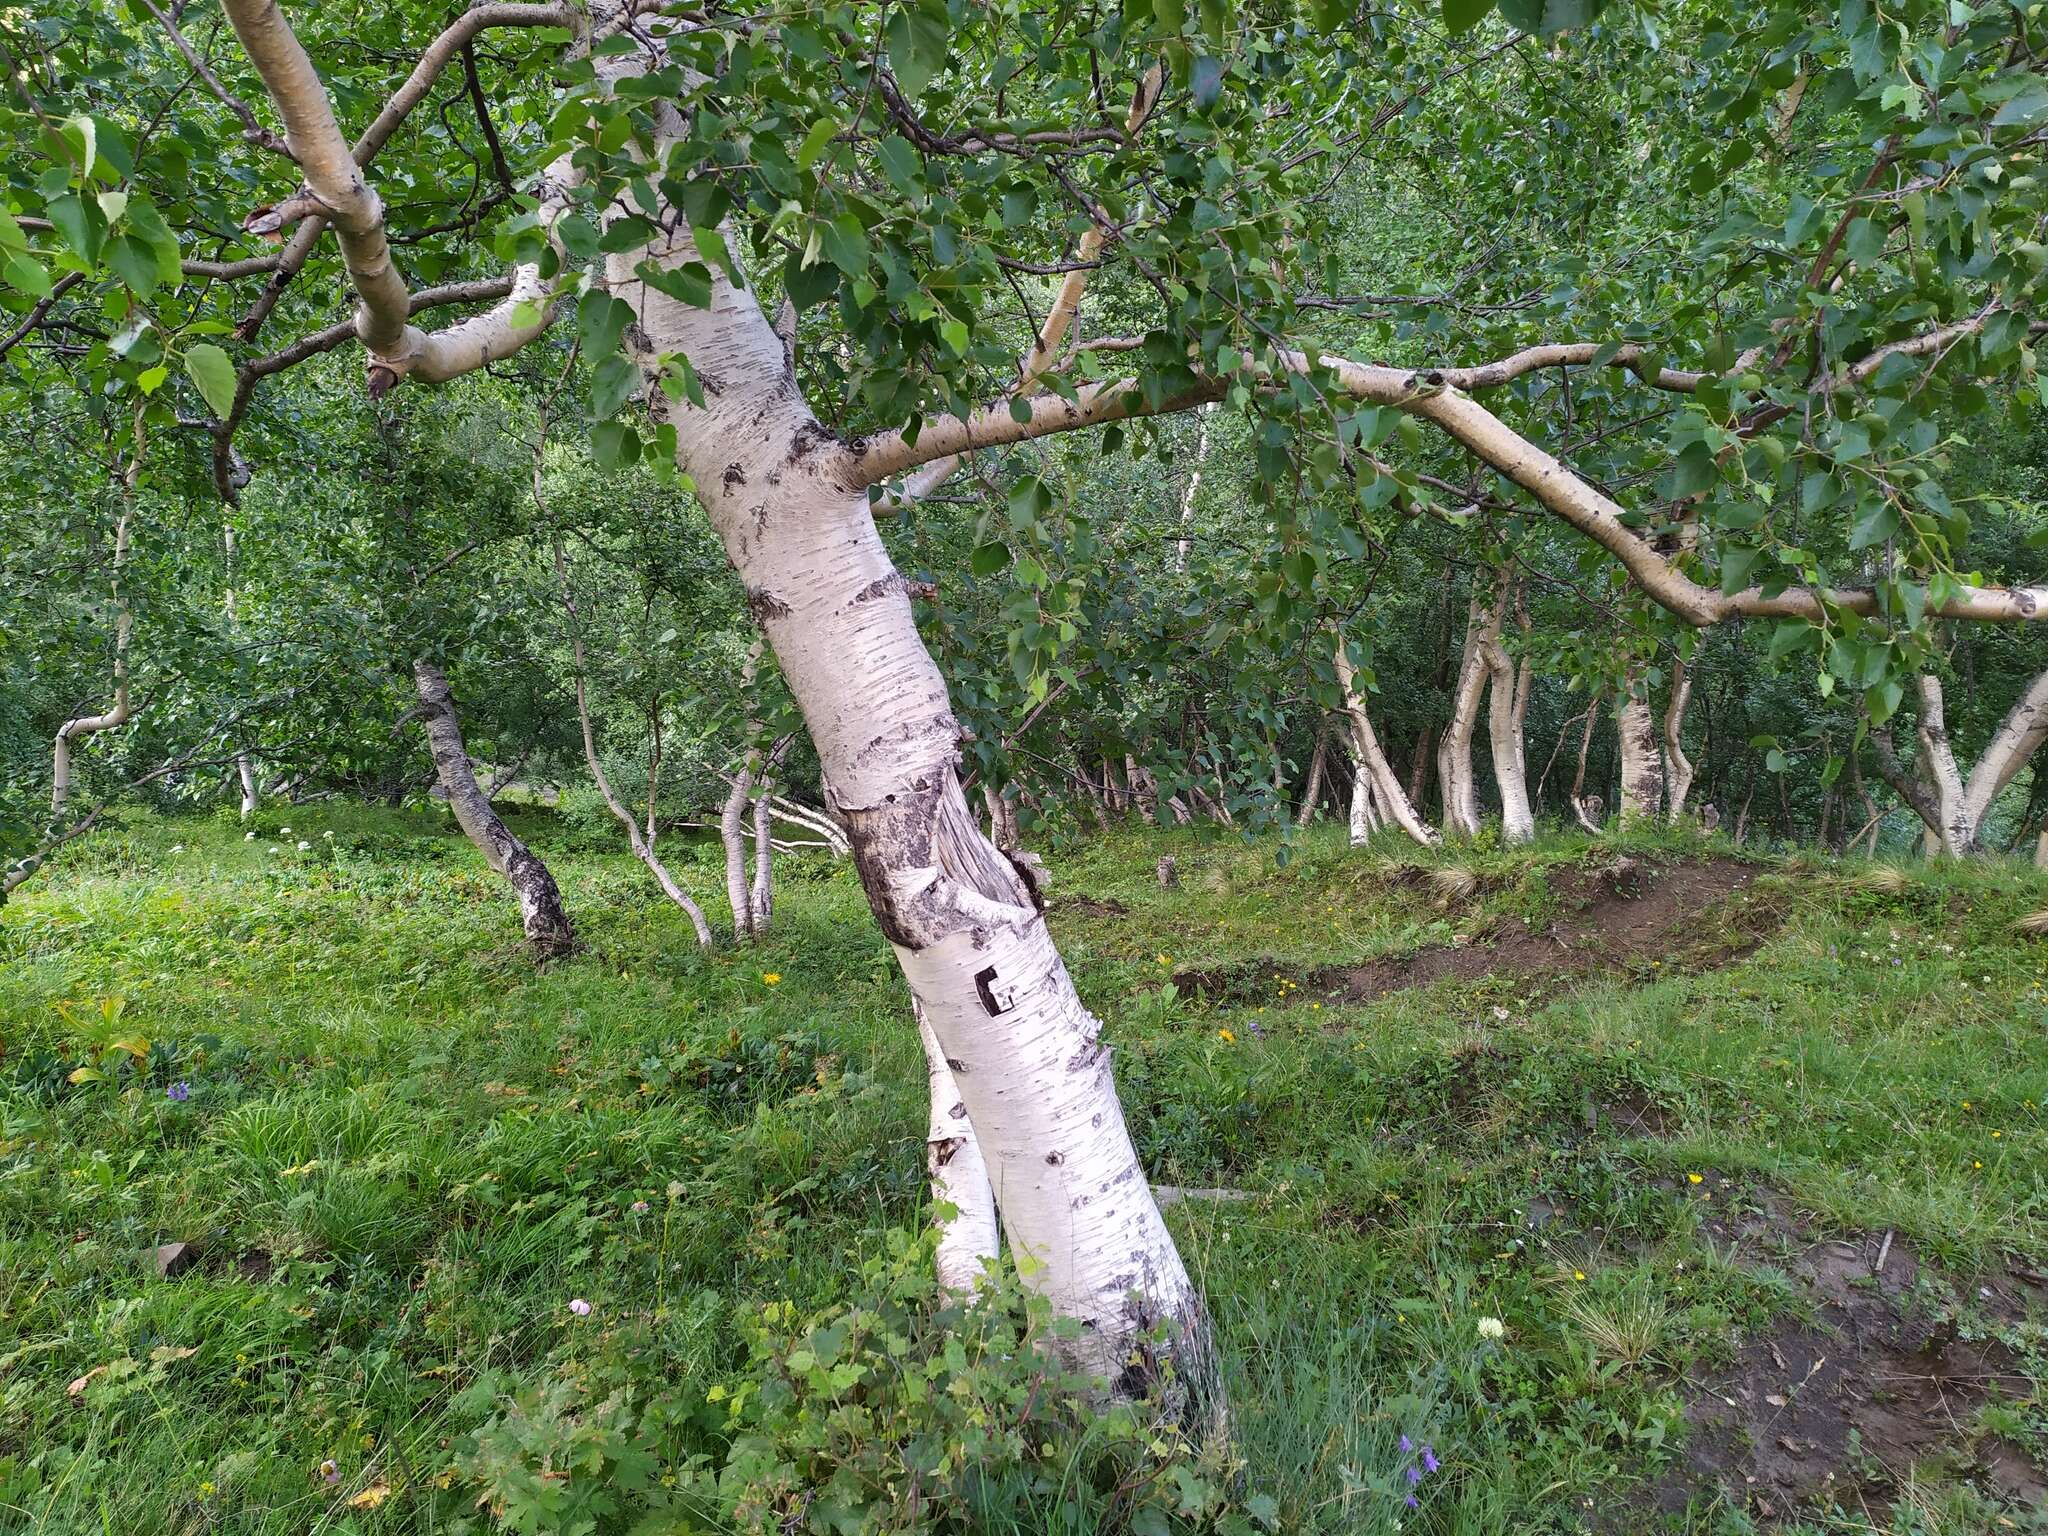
762, 972, 781, 985
1217, 1028, 1236, 1043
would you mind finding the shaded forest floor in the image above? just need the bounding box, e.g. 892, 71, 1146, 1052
1, 808, 2044, 1534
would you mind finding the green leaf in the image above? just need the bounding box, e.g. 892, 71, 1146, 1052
884, 3, 950, 101
636, 258, 711, 310
588, 353, 639, 419
782, 248, 837, 311
590, 419, 639, 468
577, 289, 634, 356
1443, 0, 1494, 33
1991, 78, 2048, 129
184, 342, 238, 418
106, 234, 158, 297
971, 541, 1010, 575
876, 135, 924, 200
45, 192, 102, 264
3, 254, 52, 299
938, 317, 969, 355
797, 117, 839, 172
1498, 0, 1606, 33
136, 364, 168, 395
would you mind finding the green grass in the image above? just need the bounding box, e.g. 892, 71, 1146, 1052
1, 806, 2043, 1534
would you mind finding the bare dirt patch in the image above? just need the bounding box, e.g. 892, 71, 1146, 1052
1654, 1187, 2044, 1522
1178, 855, 1778, 1007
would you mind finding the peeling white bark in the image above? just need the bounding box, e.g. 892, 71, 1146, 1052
1435, 597, 1496, 839
1172, 401, 1216, 572
594, 99, 1208, 1401
1617, 666, 1664, 821
1480, 580, 1534, 844
1334, 630, 1439, 847
917, 1000, 999, 1293
1890, 671, 2048, 857
1663, 659, 1696, 821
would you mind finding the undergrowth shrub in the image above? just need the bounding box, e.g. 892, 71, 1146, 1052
709, 1230, 1257, 1536
454, 1229, 1267, 1536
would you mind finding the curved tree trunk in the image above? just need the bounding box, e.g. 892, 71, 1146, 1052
613, 226, 1212, 1413
554, 539, 715, 947
411, 659, 574, 956
1568, 697, 1605, 832
1876, 670, 2048, 857
1617, 665, 1664, 821
1663, 658, 1696, 821
52, 497, 139, 824
1436, 595, 1495, 838
1295, 723, 1328, 827
1334, 630, 1440, 846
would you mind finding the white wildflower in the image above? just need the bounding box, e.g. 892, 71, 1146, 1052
1477, 1316, 1507, 1341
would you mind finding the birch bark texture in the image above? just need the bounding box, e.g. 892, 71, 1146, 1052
1333, 630, 1438, 847
411, 660, 575, 955
1617, 666, 1665, 821
598, 121, 1212, 1408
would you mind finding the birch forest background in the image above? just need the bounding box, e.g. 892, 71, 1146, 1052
2, 0, 2047, 1531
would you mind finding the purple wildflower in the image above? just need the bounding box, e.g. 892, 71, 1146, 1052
1405, 1493, 1419, 1509
166, 1081, 191, 1102
1407, 1465, 1422, 1485
1399, 1434, 1413, 1454
1423, 1447, 1440, 1474
568, 1297, 592, 1317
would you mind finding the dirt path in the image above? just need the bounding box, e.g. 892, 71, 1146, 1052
1179, 855, 1778, 1007
1651, 1185, 2046, 1521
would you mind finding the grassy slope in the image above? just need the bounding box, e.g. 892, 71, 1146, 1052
0, 807, 2043, 1534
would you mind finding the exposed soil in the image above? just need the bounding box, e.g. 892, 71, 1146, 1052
1178, 855, 1777, 1007
1651, 1185, 2045, 1523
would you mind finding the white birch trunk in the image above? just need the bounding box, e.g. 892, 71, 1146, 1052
1171, 402, 1215, 572
1617, 666, 1664, 821
1295, 725, 1328, 827
750, 761, 776, 933
1435, 597, 1495, 838
411, 660, 574, 955
1479, 581, 1534, 844
600, 159, 1212, 1409
1914, 675, 1973, 855
917, 1000, 999, 1292
224, 523, 261, 819
1334, 629, 1440, 847
1959, 668, 2048, 845
1663, 659, 1696, 821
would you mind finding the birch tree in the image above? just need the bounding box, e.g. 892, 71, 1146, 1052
7, 0, 2048, 1407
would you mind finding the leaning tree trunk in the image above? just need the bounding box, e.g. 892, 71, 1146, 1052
1295, 723, 1328, 827
1436, 596, 1496, 838
1617, 665, 1664, 821
1663, 658, 1697, 821
411, 660, 574, 956
917, 998, 1000, 1292
1334, 629, 1440, 846
614, 234, 1213, 1414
